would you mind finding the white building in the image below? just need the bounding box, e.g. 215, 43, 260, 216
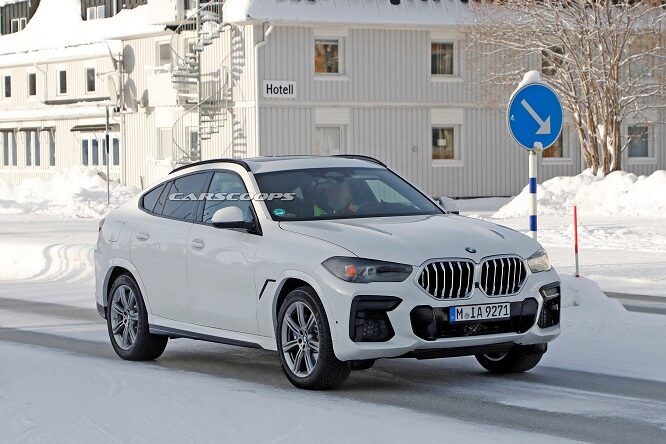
0, 0, 664, 197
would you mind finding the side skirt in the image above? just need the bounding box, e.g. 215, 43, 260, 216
149, 325, 264, 350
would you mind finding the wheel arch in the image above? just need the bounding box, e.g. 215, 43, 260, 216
270, 271, 338, 342
102, 258, 152, 313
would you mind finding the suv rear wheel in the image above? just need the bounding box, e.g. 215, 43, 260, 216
107, 273, 168, 361
475, 344, 546, 374
277, 286, 350, 390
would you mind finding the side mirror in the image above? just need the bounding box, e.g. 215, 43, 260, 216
211, 206, 255, 231
436, 197, 460, 215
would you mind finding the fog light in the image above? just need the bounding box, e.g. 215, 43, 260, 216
349, 296, 401, 342
539, 284, 561, 329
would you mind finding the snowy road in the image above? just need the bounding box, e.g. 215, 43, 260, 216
2, 294, 666, 444
2, 214, 666, 443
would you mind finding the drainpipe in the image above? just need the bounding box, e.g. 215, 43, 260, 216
254, 22, 273, 156
33, 62, 48, 103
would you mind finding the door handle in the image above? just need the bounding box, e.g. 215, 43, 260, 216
135, 231, 150, 241
191, 239, 205, 250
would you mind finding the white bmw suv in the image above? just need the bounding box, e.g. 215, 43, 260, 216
95, 156, 560, 389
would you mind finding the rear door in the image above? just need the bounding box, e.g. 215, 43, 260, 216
130, 172, 210, 323
186, 170, 262, 334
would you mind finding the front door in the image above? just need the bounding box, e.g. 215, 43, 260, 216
187, 170, 261, 334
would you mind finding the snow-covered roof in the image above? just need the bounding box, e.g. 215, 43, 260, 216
0, 0, 25, 7
223, 0, 472, 27
0, 0, 172, 67
0, 102, 112, 123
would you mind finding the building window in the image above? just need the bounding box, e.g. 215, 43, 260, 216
82, 140, 89, 166
102, 138, 108, 166
314, 39, 340, 74
28, 73, 36, 97
10, 18, 26, 33
543, 133, 564, 158
157, 42, 172, 67
432, 127, 456, 161
3, 76, 11, 98
57, 70, 67, 95
315, 126, 343, 156
112, 138, 120, 166
2, 131, 9, 166
3, 131, 19, 166
34, 131, 40, 166
48, 130, 56, 166
92, 139, 99, 165
542, 46, 564, 77
627, 125, 649, 158
431, 42, 455, 76
25, 131, 32, 166
86, 68, 96, 93
87, 5, 106, 20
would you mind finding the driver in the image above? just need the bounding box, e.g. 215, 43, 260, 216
315, 180, 360, 216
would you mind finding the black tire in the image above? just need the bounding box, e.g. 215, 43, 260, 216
475, 344, 545, 374
107, 273, 168, 361
350, 360, 376, 371
277, 286, 351, 390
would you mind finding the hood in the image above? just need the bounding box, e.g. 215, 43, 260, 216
279, 215, 541, 266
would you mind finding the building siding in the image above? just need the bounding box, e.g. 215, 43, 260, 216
255, 25, 596, 197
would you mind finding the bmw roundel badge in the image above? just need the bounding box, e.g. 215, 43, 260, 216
465, 247, 477, 254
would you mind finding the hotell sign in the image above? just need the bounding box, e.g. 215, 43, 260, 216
263, 81, 297, 98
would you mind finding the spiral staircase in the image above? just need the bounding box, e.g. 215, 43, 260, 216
170, 1, 229, 165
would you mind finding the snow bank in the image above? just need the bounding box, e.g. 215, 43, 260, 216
0, 168, 138, 218
494, 170, 666, 218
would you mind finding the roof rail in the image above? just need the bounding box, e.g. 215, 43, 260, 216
332, 155, 386, 167
169, 159, 252, 174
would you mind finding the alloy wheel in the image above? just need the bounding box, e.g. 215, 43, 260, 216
110, 284, 140, 350
281, 301, 320, 377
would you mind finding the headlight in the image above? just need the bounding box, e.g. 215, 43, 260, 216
526, 249, 552, 273
322, 257, 413, 283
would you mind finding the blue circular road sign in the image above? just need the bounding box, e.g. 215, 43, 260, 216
507, 83, 563, 151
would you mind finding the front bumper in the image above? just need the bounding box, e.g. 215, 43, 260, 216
316, 267, 561, 361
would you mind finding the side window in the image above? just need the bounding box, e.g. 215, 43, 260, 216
141, 184, 166, 213
201, 171, 252, 225
162, 173, 209, 221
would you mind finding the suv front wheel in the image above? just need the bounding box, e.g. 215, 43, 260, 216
277, 287, 350, 390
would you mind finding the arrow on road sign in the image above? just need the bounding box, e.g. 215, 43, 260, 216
520, 99, 551, 135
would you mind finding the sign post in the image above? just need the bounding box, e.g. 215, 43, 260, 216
507, 71, 563, 240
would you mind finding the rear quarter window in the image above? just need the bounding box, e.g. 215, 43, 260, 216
141, 183, 166, 213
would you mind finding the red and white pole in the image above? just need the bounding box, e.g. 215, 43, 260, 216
573, 205, 580, 278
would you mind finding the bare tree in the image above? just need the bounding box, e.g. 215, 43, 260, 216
467, 0, 666, 174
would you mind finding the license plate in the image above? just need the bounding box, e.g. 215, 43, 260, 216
449, 303, 510, 323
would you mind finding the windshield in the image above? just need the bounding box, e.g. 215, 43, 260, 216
254, 167, 443, 221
